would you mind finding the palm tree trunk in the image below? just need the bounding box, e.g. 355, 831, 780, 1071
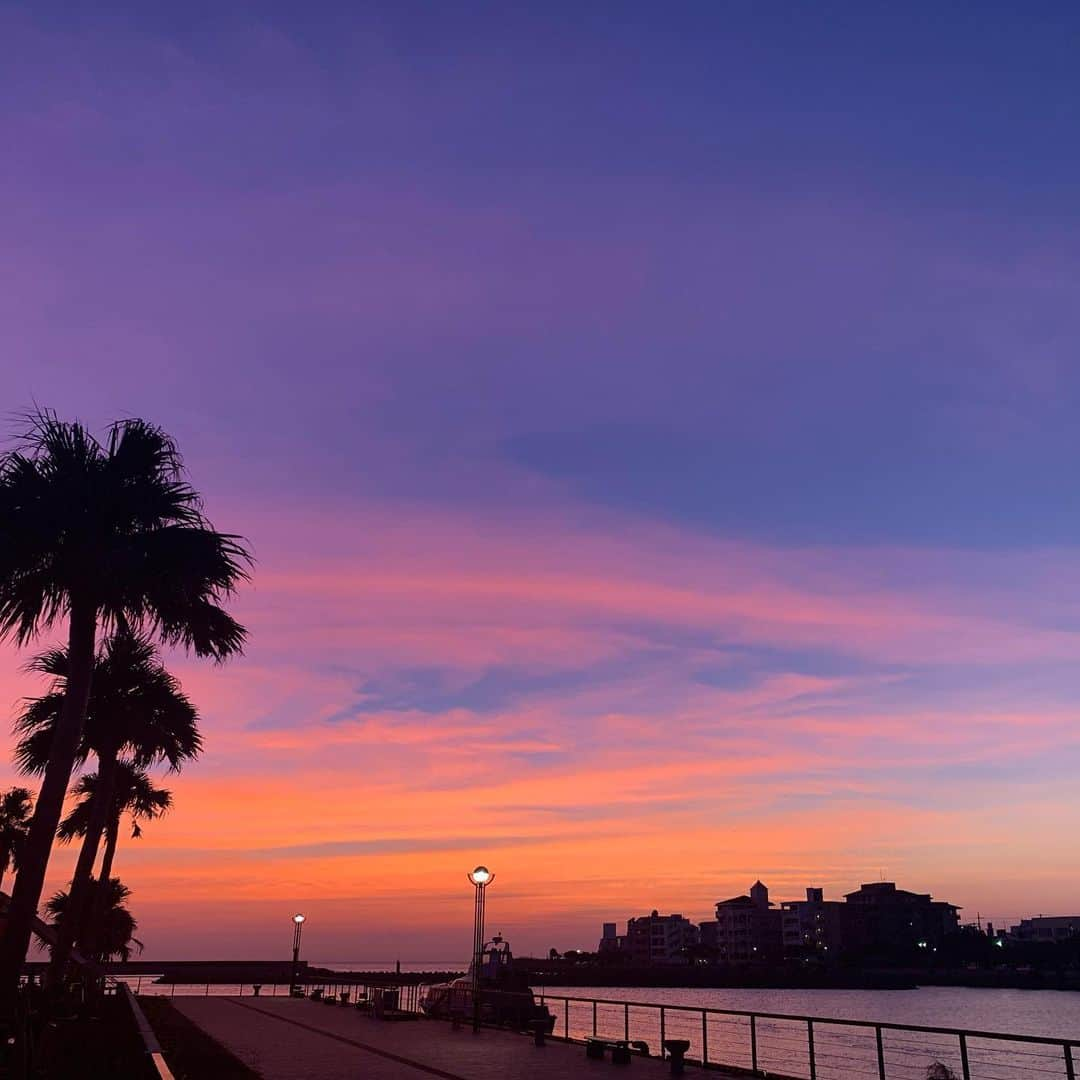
0, 841, 10, 897
85, 813, 121, 962
47, 746, 119, 983
0, 603, 96, 1005
97, 816, 119, 888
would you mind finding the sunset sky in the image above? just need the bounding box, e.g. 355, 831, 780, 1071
2, 2, 1080, 960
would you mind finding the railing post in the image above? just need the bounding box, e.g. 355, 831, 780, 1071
751, 1014, 758, 1075
808, 1019, 816, 1080
702, 1009, 708, 1064
876, 1025, 886, 1079
565, 998, 569, 1040
959, 1033, 971, 1080
592, 1000, 597, 1037
1065, 1043, 1075, 1080
624, 1002, 630, 1041
660, 1006, 666, 1059
205, 982, 210, 996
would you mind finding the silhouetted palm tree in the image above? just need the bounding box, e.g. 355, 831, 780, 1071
15, 632, 199, 976
0, 412, 250, 998
58, 764, 172, 906
69, 768, 170, 964
41, 879, 143, 963
0, 788, 33, 895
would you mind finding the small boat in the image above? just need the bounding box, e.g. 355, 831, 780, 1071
420, 935, 555, 1033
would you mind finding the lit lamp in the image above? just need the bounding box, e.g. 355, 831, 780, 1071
290, 913, 306, 994
467, 866, 494, 1033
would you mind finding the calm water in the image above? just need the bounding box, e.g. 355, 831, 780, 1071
315, 965, 1079, 1037
315, 966, 1079, 1037
539, 985, 1080, 1040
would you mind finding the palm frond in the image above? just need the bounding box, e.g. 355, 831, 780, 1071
14, 631, 203, 774
0, 413, 252, 650
41, 875, 141, 961
57, 763, 172, 842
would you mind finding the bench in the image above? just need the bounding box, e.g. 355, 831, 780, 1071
663, 1039, 690, 1075
585, 1038, 650, 1064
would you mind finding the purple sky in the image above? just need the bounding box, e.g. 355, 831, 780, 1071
1, 2, 1079, 958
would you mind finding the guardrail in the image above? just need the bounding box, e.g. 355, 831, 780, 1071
532, 991, 1079, 1080
120, 977, 1079, 1080
114, 982, 176, 1080
120, 977, 426, 1013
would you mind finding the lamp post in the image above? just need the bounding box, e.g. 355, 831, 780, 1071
290, 913, 306, 994
468, 866, 493, 1033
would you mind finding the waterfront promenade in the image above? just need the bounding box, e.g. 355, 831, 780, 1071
173, 997, 740, 1079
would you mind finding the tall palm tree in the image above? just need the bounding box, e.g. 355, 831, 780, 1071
0, 412, 250, 999
14, 632, 199, 977
0, 788, 33, 895
42, 879, 143, 963
57, 765, 171, 959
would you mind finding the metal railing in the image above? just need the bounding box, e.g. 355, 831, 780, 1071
120, 977, 1079, 1080
114, 981, 176, 1080
530, 991, 1079, 1080
124, 977, 426, 1014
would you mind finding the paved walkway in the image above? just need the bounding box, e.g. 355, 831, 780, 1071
172, 997, 739, 1079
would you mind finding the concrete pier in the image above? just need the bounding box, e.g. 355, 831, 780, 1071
172, 997, 745, 1079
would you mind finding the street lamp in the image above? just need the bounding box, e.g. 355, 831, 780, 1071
290, 913, 306, 994
468, 866, 493, 1033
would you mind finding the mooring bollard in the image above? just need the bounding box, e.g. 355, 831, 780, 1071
253, 984, 262, 997
663, 1039, 690, 1076
530, 1019, 546, 1047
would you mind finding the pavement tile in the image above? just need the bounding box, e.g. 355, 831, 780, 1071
170, 997, 740, 1079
